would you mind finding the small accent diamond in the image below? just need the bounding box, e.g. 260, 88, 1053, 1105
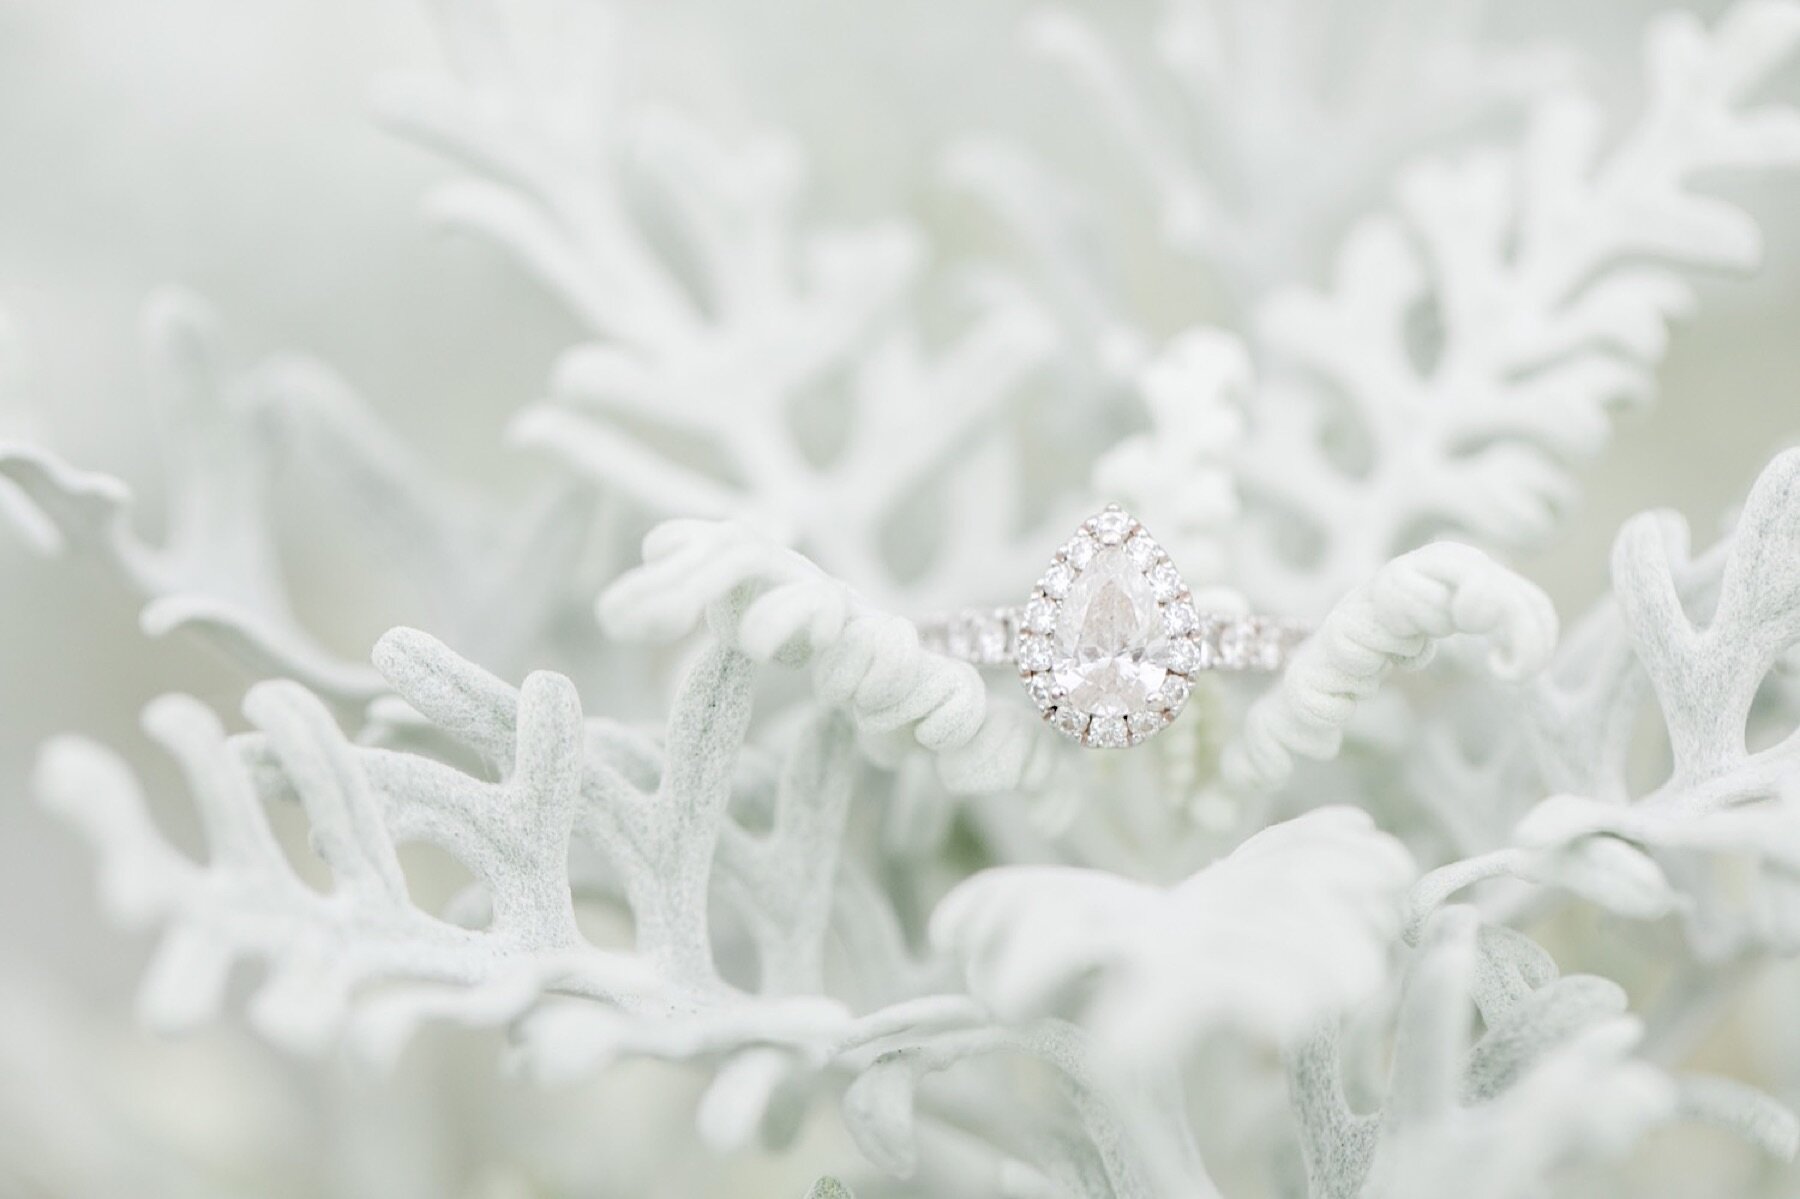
946, 612, 995, 664
1164, 635, 1202, 674
1156, 674, 1191, 709
1217, 620, 1248, 669
1091, 507, 1132, 544
1254, 624, 1288, 671
1017, 633, 1052, 672
1193, 630, 1220, 670
1063, 534, 1098, 570
1053, 707, 1089, 738
1088, 715, 1128, 748
1150, 561, 1183, 602
1164, 600, 1198, 636
1124, 532, 1159, 569
1128, 710, 1168, 741
1026, 672, 1060, 709
1023, 596, 1058, 634
971, 613, 1009, 664
1041, 561, 1075, 599
1219, 618, 1286, 671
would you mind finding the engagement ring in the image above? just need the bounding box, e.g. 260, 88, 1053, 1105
921, 506, 1307, 749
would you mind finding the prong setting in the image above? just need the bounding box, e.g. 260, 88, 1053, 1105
1018, 504, 1206, 748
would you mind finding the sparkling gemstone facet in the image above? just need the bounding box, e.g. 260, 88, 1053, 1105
1088, 715, 1129, 748
1023, 596, 1058, 634
1017, 633, 1053, 672
972, 615, 1009, 664
1128, 709, 1169, 741
1050, 545, 1171, 719
1163, 635, 1202, 674
1026, 507, 1200, 747
1091, 508, 1133, 544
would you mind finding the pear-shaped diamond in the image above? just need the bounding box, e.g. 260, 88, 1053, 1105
1053, 545, 1167, 713
1018, 506, 1203, 747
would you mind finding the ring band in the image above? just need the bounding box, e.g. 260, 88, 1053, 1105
921, 506, 1306, 749
919, 606, 1307, 671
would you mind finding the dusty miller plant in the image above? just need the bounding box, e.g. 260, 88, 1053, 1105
6, 1, 1800, 1196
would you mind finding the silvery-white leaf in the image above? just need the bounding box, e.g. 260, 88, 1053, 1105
1226, 542, 1557, 792
842, 1055, 920, 1179
601, 518, 1053, 794
1499, 448, 1800, 953
14, 1, 1800, 1195
1227, 0, 1800, 608
931, 807, 1414, 1058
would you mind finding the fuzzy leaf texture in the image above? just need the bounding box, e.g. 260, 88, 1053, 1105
7, 1, 1800, 1198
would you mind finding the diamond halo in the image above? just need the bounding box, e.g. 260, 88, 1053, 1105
1016, 505, 1206, 748
915, 507, 1307, 749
